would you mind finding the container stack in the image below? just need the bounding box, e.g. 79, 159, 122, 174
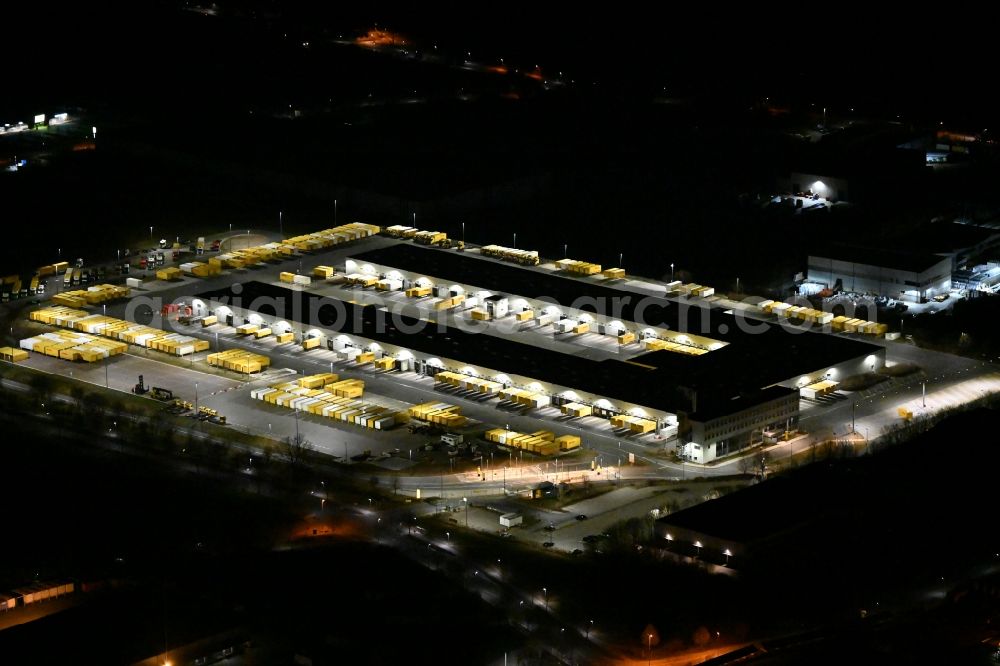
434, 370, 503, 395
376, 278, 403, 291
602, 268, 626, 280
252, 373, 398, 431
498, 386, 550, 409
484, 429, 580, 455
407, 402, 468, 428
480, 245, 540, 266
385, 225, 418, 238
313, 265, 336, 279
610, 414, 657, 434
555, 258, 602, 275
19, 330, 127, 362
405, 285, 433, 298
345, 274, 379, 287
413, 230, 448, 246
0, 346, 29, 362
29, 306, 210, 356
52, 284, 130, 308
206, 350, 271, 374
761, 301, 887, 335
672, 283, 715, 298
434, 294, 465, 310
156, 267, 182, 281
642, 337, 709, 356
560, 402, 592, 418
179, 261, 222, 278
279, 222, 381, 254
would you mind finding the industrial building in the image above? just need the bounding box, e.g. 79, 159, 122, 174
195, 242, 883, 462
808, 245, 953, 302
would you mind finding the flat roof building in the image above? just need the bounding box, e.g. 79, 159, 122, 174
808, 244, 952, 302
196, 252, 882, 463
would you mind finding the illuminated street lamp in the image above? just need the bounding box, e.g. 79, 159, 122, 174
462, 497, 468, 527
149, 226, 153, 240
543, 587, 548, 610
671, 262, 675, 282
724, 548, 732, 565
694, 540, 702, 557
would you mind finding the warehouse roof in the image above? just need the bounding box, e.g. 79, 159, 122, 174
809, 244, 948, 274
657, 475, 816, 544
351, 242, 738, 339
198, 282, 878, 420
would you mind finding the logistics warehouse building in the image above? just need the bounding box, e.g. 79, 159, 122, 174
808, 245, 952, 302
196, 261, 883, 463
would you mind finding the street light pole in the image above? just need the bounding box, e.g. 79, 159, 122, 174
279, 210, 283, 237
194, 382, 199, 415
671, 263, 675, 282
334, 199, 337, 224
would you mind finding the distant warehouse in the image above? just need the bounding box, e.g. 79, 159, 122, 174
808, 244, 952, 302
194, 278, 883, 464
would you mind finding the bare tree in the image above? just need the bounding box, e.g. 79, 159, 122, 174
282, 433, 312, 466
29, 372, 53, 407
